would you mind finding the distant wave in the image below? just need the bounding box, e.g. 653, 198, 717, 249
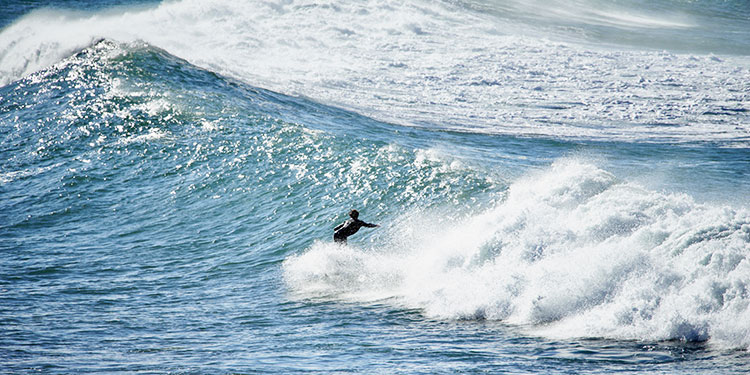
1, 0, 749, 145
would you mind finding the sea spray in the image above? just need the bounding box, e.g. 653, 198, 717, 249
284, 158, 750, 348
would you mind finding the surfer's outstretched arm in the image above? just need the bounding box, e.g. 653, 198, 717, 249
332, 210, 377, 243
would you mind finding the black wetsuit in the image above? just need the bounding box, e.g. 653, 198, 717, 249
333, 218, 377, 244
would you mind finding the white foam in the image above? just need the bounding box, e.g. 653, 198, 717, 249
284, 158, 750, 348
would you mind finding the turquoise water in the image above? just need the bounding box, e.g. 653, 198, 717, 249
2, 1, 750, 373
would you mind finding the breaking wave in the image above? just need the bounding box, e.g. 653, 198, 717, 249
285, 158, 750, 348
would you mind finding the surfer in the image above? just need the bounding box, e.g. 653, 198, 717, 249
333, 209, 379, 244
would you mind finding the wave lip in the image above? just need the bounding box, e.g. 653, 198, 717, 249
284, 158, 750, 349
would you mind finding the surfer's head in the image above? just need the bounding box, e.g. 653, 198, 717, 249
349, 209, 359, 219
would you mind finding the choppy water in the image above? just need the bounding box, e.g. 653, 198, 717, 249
1, 0, 749, 373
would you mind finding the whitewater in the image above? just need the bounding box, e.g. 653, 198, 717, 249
1, 0, 749, 373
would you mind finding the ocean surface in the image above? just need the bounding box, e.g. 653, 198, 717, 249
1, 0, 750, 373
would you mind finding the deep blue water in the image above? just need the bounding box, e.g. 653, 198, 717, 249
1, 0, 750, 373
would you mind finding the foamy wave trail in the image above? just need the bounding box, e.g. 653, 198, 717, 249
1, 0, 749, 144
284, 158, 750, 349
